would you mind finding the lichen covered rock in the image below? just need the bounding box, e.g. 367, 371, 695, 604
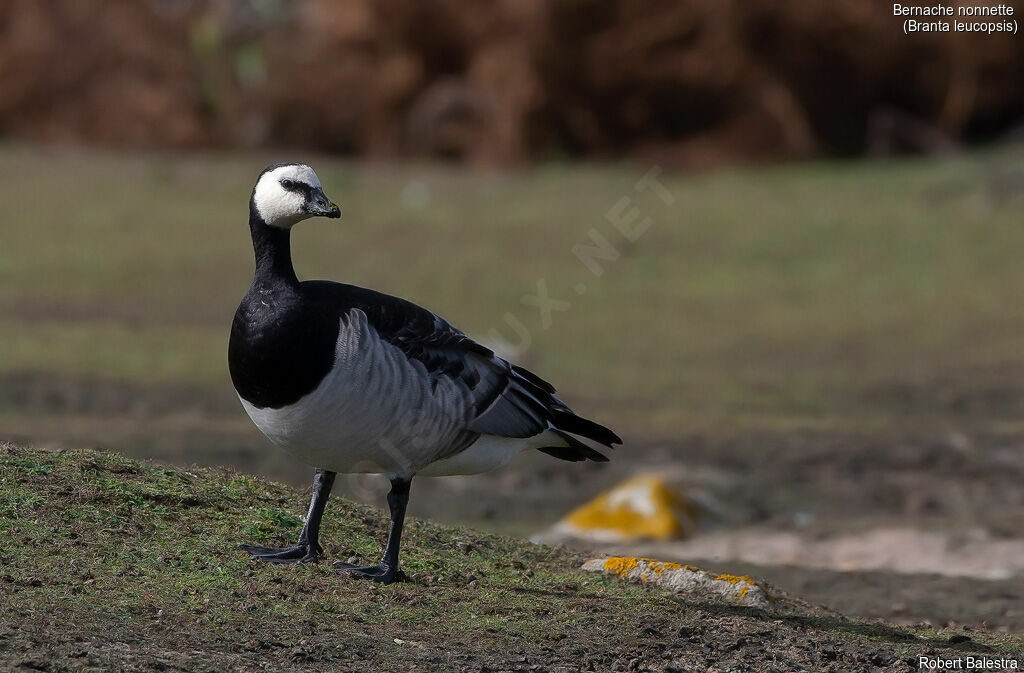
581, 557, 772, 609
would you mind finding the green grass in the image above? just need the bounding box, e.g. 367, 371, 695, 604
2, 147, 1024, 441
2, 444, 1019, 671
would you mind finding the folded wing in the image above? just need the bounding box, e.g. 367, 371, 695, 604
316, 282, 622, 462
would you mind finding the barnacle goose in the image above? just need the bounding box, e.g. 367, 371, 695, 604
229, 163, 621, 583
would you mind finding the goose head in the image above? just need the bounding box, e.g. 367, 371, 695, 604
251, 163, 340, 229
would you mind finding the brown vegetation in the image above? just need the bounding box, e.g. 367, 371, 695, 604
1, 0, 1022, 166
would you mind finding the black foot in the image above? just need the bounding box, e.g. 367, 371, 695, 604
333, 561, 404, 584
240, 543, 321, 564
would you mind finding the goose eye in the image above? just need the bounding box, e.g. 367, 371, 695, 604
281, 179, 297, 190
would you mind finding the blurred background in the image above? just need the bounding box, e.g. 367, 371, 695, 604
2, 0, 1024, 633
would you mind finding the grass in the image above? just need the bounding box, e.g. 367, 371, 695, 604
2, 443, 1020, 671
2, 146, 1024, 445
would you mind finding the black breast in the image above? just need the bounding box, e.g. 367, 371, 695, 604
228, 284, 341, 409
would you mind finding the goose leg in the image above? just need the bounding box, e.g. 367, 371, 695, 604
335, 476, 411, 583
241, 469, 336, 563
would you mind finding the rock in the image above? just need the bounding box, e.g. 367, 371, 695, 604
581, 557, 772, 609
537, 474, 702, 544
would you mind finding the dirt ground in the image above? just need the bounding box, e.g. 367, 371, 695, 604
4, 371, 1024, 640
484, 426, 1024, 636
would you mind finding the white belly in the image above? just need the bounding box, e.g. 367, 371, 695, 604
240, 310, 475, 477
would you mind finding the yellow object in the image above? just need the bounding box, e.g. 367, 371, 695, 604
603, 557, 640, 577
561, 474, 700, 541
603, 557, 683, 581
581, 557, 773, 608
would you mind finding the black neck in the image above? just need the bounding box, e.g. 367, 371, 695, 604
249, 204, 298, 287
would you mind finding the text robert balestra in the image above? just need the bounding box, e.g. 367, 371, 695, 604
920, 656, 1020, 671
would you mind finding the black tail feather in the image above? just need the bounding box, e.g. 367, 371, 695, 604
511, 364, 556, 393
550, 409, 622, 447
540, 429, 611, 462
537, 446, 588, 462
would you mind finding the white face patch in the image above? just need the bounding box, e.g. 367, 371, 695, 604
253, 164, 324, 229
